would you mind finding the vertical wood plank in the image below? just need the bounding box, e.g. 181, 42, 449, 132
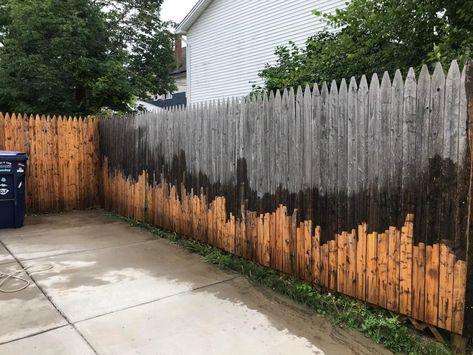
337, 233, 346, 294
438, 244, 455, 331
377, 232, 389, 308
304, 220, 312, 282
387, 227, 400, 312
312, 226, 321, 285
428, 63, 446, 244
425, 243, 440, 326
390, 71, 404, 228
356, 223, 367, 301
366, 233, 378, 305
452, 261, 466, 334
328, 239, 338, 291
347, 229, 357, 298
412, 243, 426, 322
399, 215, 413, 316
347, 78, 358, 229
402, 69, 417, 225
338, 79, 348, 232
416, 65, 431, 246
356, 76, 369, 225
328, 81, 339, 240
368, 74, 380, 230
443, 61, 462, 255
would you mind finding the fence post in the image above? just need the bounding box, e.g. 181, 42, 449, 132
458, 60, 473, 352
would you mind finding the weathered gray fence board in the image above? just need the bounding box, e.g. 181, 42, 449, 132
380, 72, 392, 228
312, 84, 322, 225
356, 75, 369, 225
107, 61, 468, 251
416, 65, 432, 241
402, 68, 417, 227
319, 82, 330, 238
390, 70, 404, 226
445, 61, 462, 251
303, 84, 313, 219
368, 73, 380, 230
347, 77, 358, 228
328, 81, 339, 238
338, 79, 348, 231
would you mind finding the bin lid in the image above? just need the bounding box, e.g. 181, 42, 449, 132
0, 151, 26, 156
0, 151, 28, 161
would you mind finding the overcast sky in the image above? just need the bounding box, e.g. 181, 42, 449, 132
161, 0, 199, 24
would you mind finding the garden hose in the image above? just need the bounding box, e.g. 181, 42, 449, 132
0, 264, 53, 293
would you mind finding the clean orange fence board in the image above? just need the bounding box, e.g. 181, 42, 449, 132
337, 233, 345, 294
438, 245, 455, 331
425, 244, 440, 326
387, 227, 400, 312
297, 222, 305, 279
356, 224, 367, 301
412, 243, 426, 321
452, 261, 467, 334
399, 216, 413, 316
366, 233, 378, 305
312, 227, 321, 285
328, 239, 338, 291
0, 114, 99, 213
303, 221, 312, 282
377, 232, 388, 308
347, 230, 357, 298
321, 243, 329, 288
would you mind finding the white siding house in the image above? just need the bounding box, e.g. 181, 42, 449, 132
177, 0, 348, 104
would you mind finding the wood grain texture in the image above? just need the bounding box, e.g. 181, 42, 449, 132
0, 114, 99, 212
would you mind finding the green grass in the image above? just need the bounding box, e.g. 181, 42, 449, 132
107, 212, 452, 355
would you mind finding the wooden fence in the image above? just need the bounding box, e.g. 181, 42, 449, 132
2, 60, 472, 341
99, 60, 473, 339
0, 113, 99, 212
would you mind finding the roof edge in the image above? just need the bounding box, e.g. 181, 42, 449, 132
176, 0, 213, 34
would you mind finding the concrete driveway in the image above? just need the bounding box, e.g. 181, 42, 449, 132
0, 211, 390, 355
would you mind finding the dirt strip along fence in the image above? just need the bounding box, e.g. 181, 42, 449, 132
0, 113, 100, 212
99, 60, 473, 339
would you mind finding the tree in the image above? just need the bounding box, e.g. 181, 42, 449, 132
94, 0, 177, 99
0, 0, 176, 115
257, 0, 473, 92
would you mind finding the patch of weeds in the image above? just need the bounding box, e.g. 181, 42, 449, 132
106, 211, 453, 355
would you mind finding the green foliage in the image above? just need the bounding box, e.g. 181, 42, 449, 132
258, 0, 473, 92
0, 0, 176, 115
109, 211, 453, 355
96, 0, 177, 99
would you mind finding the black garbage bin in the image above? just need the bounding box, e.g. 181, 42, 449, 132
0, 151, 28, 229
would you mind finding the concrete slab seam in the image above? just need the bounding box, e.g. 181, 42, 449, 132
10, 239, 158, 264
0, 239, 99, 355
74, 275, 242, 325
0, 324, 68, 346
